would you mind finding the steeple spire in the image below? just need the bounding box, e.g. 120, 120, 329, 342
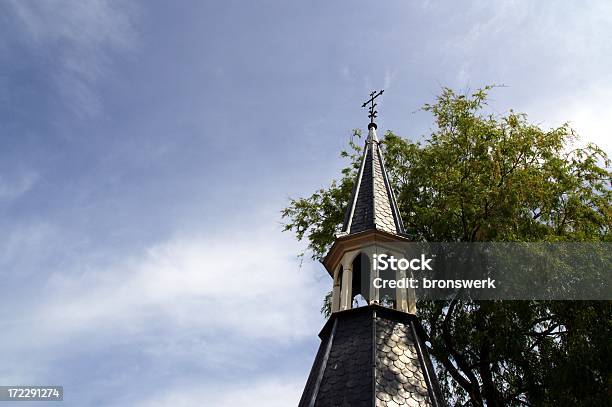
339, 91, 405, 238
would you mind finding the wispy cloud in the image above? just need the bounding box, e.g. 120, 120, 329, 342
0, 171, 37, 201
37, 230, 323, 343
436, 0, 612, 155
0, 224, 326, 402
5, 0, 138, 117
2, 228, 324, 343
383, 68, 397, 90
523, 83, 612, 155
134, 377, 305, 407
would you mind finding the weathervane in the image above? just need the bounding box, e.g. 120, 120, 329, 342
361, 89, 384, 125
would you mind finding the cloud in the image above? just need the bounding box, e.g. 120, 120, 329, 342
340, 65, 356, 82
436, 0, 612, 156
0, 222, 54, 273
5, 0, 138, 117
523, 83, 612, 156
0, 224, 327, 400
38, 229, 323, 341
0, 172, 37, 201
384, 68, 397, 90
133, 377, 304, 407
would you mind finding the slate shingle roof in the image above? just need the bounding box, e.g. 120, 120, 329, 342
341, 126, 406, 237
299, 305, 444, 407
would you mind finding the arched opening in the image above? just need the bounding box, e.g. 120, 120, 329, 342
351, 252, 371, 308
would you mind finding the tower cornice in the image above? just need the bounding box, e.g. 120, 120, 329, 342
322, 228, 410, 277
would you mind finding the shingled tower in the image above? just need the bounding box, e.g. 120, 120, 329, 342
298, 98, 444, 406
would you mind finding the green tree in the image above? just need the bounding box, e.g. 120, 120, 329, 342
282, 87, 611, 406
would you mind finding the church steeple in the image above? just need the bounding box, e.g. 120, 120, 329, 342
299, 92, 444, 407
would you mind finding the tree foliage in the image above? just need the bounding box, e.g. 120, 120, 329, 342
282, 87, 611, 406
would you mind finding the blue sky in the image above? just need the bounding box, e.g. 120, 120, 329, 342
1, 1, 611, 405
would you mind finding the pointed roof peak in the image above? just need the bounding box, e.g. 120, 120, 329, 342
339, 123, 406, 237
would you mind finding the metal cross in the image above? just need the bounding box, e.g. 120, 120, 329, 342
361, 89, 384, 124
